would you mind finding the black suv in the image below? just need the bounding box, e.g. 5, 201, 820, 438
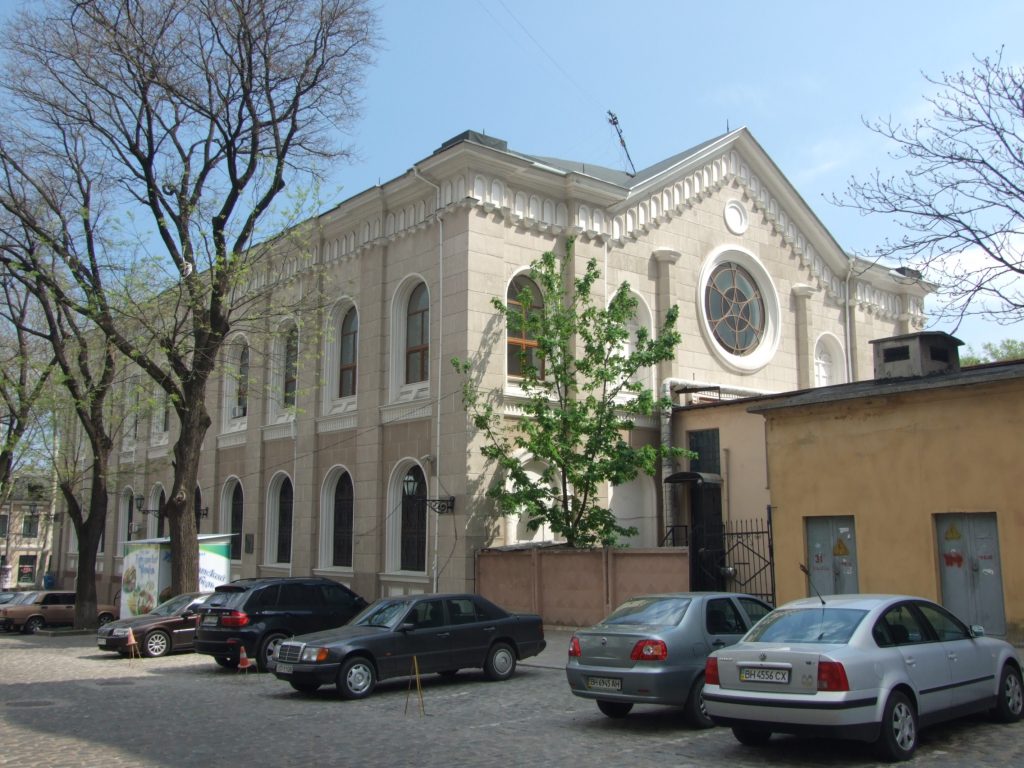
194, 577, 367, 672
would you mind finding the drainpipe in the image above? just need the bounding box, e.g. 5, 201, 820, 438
412, 166, 444, 593
659, 377, 688, 538
844, 256, 854, 382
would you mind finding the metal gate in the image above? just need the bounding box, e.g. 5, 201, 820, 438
691, 506, 775, 606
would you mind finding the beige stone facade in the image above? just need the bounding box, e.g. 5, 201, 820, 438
56, 128, 927, 604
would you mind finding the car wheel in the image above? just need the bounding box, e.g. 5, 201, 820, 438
732, 727, 771, 746
596, 700, 633, 718
483, 641, 516, 681
23, 616, 44, 634
684, 673, 714, 728
97, 613, 114, 627
289, 681, 321, 695
258, 632, 289, 673
142, 630, 171, 658
875, 690, 917, 762
337, 656, 376, 700
992, 664, 1024, 723
214, 655, 239, 669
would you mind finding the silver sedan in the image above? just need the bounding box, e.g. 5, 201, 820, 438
565, 592, 772, 726
703, 594, 1023, 762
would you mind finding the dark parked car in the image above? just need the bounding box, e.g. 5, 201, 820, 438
272, 593, 546, 699
97, 592, 213, 657
566, 592, 772, 726
194, 577, 367, 672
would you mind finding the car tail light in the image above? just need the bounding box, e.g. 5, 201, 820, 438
568, 635, 581, 657
630, 639, 668, 661
817, 660, 850, 691
218, 610, 250, 628
705, 657, 720, 685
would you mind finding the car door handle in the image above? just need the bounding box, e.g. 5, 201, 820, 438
436, 632, 450, 639
947, 653, 958, 662
483, 626, 496, 632
904, 656, 916, 667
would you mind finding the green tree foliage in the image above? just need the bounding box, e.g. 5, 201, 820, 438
455, 238, 687, 548
961, 339, 1024, 366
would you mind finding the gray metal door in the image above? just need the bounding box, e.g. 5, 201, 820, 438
805, 516, 858, 596
936, 513, 1006, 636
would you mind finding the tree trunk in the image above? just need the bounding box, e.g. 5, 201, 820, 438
71, 471, 110, 629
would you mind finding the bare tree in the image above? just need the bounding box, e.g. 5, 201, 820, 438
0, 270, 54, 521
836, 49, 1024, 329
0, 0, 378, 595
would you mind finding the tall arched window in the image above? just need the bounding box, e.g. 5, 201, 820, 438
333, 473, 354, 567
156, 489, 167, 538
339, 308, 358, 397
400, 466, 426, 572
276, 478, 293, 564
123, 491, 135, 552
405, 284, 429, 384
282, 327, 298, 407
507, 275, 544, 379
230, 483, 243, 561
237, 344, 249, 415
193, 487, 204, 532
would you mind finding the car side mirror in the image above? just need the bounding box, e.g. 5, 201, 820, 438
399, 622, 416, 633
970, 624, 986, 638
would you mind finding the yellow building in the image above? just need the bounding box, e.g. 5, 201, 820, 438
750, 332, 1024, 643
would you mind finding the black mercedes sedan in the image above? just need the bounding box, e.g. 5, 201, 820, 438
272, 593, 546, 698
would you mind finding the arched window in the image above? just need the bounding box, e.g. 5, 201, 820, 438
405, 283, 429, 384
333, 473, 354, 568
122, 490, 135, 553
282, 326, 298, 407
507, 275, 544, 378
193, 487, 204, 532
230, 483, 243, 561
276, 478, 293, 564
156, 488, 167, 538
339, 307, 358, 397
237, 344, 249, 416
400, 466, 427, 572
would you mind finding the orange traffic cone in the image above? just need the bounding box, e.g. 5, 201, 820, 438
125, 627, 140, 660
237, 645, 254, 673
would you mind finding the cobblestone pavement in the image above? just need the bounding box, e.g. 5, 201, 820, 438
1, 630, 1022, 768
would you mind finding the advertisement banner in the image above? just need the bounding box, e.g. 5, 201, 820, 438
120, 534, 232, 618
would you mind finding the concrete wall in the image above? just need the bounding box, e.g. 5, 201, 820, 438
476, 547, 690, 627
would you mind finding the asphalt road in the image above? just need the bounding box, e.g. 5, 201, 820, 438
1, 629, 1022, 768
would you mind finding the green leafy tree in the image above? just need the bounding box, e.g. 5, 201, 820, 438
961, 339, 1024, 366
455, 238, 688, 548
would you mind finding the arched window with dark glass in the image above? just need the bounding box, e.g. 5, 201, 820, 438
277, 478, 293, 564
156, 489, 167, 538
237, 344, 249, 415
193, 487, 203, 531
283, 327, 298, 407
405, 284, 429, 384
230, 483, 243, 561
507, 275, 544, 378
125, 493, 134, 544
400, 466, 426, 572
339, 308, 358, 398
333, 473, 354, 567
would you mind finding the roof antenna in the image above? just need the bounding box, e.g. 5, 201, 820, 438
607, 111, 636, 178
799, 563, 827, 605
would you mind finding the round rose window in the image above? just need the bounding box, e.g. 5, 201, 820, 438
705, 263, 765, 355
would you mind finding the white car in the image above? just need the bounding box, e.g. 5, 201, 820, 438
703, 594, 1023, 762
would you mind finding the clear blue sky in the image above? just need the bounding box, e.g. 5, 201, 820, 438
2, 1, 1020, 351
326, 0, 1020, 352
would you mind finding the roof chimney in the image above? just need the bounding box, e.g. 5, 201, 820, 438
869, 332, 963, 379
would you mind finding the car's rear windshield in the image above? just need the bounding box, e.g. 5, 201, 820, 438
600, 596, 691, 627
203, 588, 250, 610
745, 607, 868, 644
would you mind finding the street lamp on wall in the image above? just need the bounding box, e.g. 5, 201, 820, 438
402, 472, 455, 514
